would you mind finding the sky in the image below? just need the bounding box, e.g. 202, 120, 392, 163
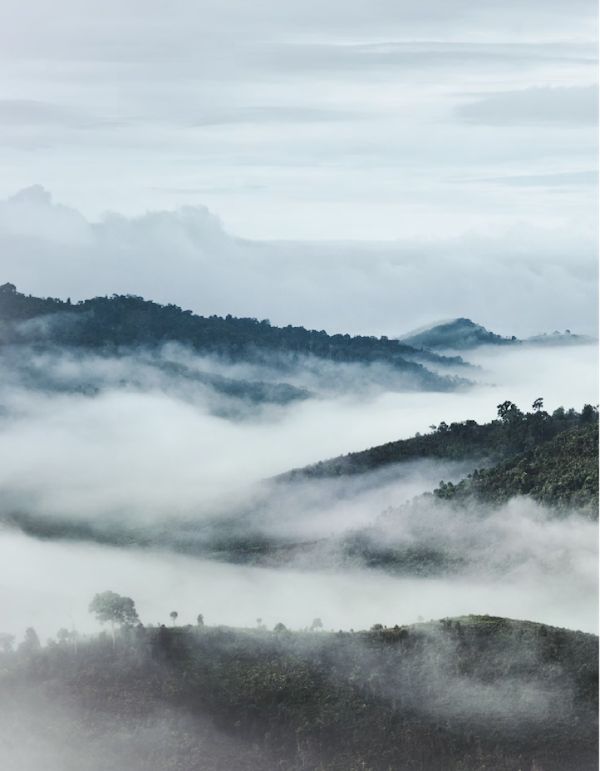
0, 0, 597, 334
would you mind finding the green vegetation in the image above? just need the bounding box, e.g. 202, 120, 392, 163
435, 422, 599, 514
1, 402, 596, 565
0, 283, 464, 390
283, 400, 597, 481
401, 317, 590, 350
89, 590, 140, 628
0, 613, 596, 770
402, 317, 516, 349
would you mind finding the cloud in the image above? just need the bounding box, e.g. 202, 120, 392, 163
0, 99, 116, 130
0, 0, 595, 243
472, 170, 598, 187
261, 41, 598, 78
0, 186, 597, 338
457, 85, 598, 125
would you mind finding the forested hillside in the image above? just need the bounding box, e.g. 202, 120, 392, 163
0, 283, 464, 390
1, 401, 597, 563
0, 615, 596, 771
401, 317, 516, 349
435, 421, 599, 514
283, 400, 598, 481
400, 317, 590, 350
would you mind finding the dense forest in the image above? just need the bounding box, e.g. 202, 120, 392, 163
0, 610, 596, 771
283, 400, 598, 482
0, 283, 465, 390
435, 421, 599, 513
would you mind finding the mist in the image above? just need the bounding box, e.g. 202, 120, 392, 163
0, 341, 595, 643
0, 342, 595, 522
0, 186, 597, 338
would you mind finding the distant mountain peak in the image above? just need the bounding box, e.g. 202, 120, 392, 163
400, 317, 514, 350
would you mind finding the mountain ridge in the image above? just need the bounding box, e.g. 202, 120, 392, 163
400, 316, 591, 350
0, 282, 468, 392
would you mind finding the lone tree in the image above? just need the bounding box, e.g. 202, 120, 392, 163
196, 614, 204, 627
497, 400, 523, 423
310, 617, 323, 632
20, 627, 41, 653
89, 591, 139, 638
170, 611, 178, 626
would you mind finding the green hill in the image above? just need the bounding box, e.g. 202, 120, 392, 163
0, 283, 465, 391
282, 401, 597, 481
400, 318, 591, 351
436, 422, 599, 514
401, 317, 516, 350
0, 616, 596, 770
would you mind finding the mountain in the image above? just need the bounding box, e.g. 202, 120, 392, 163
2, 402, 597, 565
525, 330, 592, 346
0, 344, 311, 414
1, 616, 597, 770
435, 420, 599, 514
0, 283, 467, 392
282, 401, 597, 482
400, 317, 592, 351
400, 317, 516, 349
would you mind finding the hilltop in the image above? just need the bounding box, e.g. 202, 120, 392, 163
401, 317, 516, 349
400, 317, 591, 351
0, 615, 596, 770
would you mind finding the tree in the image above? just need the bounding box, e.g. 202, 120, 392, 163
89, 591, 139, 636
170, 611, 178, 626
581, 404, 598, 423
274, 622, 288, 633
532, 397, 544, 413
19, 627, 41, 653
310, 618, 323, 632
196, 614, 204, 627
0, 633, 15, 653
57, 628, 71, 645
497, 401, 523, 423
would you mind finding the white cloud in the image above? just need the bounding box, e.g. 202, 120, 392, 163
457, 85, 598, 126
0, 0, 595, 240
0, 186, 596, 337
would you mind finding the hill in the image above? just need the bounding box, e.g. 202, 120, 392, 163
0, 283, 466, 392
435, 421, 599, 514
0, 616, 596, 770
400, 317, 591, 351
339, 417, 598, 576
401, 317, 516, 349
1, 402, 596, 570
282, 401, 597, 482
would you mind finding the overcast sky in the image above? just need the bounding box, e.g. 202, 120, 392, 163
0, 0, 597, 334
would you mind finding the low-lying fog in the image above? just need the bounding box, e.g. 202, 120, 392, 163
0, 524, 595, 638
0, 342, 597, 640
